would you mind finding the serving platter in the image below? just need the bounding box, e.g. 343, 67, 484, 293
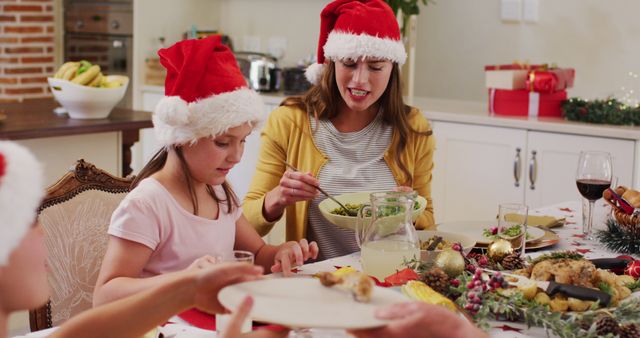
437, 220, 546, 246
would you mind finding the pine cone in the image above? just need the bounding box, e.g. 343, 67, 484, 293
595, 316, 620, 336
500, 253, 524, 270
578, 319, 592, 332
421, 267, 450, 294
619, 323, 639, 338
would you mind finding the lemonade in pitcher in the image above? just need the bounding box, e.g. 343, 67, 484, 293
360, 239, 419, 280
356, 192, 420, 280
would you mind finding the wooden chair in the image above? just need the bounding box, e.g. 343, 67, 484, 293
29, 159, 133, 331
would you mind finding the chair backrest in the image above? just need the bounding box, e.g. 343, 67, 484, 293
29, 159, 133, 331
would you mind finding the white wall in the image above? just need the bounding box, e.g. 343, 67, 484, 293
216, 0, 640, 102
132, 0, 222, 110
218, 0, 324, 66
418, 0, 640, 101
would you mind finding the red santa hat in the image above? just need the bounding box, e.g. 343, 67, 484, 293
305, 0, 407, 84
0, 141, 44, 266
153, 35, 264, 147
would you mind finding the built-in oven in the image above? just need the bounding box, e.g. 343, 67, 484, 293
63, 0, 133, 108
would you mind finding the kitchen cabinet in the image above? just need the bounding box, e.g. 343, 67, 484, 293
431, 121, 635, 223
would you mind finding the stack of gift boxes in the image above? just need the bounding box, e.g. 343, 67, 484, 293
485, 63, 575, 117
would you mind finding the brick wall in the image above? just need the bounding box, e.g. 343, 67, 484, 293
0, 0, 55, 103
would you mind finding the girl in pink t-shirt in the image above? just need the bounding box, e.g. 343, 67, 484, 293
94, 36, 318, 306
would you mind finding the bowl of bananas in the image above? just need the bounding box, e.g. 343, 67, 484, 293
48, 60, 129, 119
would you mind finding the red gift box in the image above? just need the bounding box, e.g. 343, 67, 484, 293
488, 89, 567, 117
485, 64, 574, 92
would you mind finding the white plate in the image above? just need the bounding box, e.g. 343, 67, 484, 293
218, 277, 408, 329
437, 221, 546, 245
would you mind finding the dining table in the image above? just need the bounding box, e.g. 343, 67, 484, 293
24, 200, 632, 338
272, 199, 637, 338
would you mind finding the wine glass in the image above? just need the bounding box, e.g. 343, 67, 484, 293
576, 151, 613, 240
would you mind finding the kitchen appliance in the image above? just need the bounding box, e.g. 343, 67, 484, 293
63, 0, 133, 108
234, 52, 280, 92
282, 67, 311, 95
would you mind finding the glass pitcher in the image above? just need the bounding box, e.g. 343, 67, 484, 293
356, 192, 420, 280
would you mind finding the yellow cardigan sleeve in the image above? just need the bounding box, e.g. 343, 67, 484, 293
242, 107, 290, 236
409, 110, 436, 230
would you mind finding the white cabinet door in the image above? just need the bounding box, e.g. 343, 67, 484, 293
525, 131, 635, 209
431, 121, 526, 223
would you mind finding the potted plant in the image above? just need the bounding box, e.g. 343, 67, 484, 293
384, 0, 433, 37
383, 0, 433, 101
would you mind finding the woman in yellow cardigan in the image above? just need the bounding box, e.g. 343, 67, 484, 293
244, 0, 435, 260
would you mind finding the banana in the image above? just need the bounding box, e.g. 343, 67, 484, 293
88, 72, 103, 87
71, 65, 101, 85
61, 65, 79, 81
53, 62, 79, 79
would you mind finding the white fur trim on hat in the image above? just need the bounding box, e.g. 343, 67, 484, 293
324, 31, 407, 65
153, 88, 265, 147
305, 63, 326, 85
0, 141, 44, 266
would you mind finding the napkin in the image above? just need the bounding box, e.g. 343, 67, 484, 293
177, 308, 216, 330
505, 214, 565, 228
177, 308, 288, 332
527, 215, 565, 228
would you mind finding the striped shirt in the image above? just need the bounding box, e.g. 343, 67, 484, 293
307, 112, 397, 260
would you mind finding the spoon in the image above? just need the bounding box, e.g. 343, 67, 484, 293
282, 161, 358, 216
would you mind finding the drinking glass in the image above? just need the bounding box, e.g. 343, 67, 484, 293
497, 203, 528, 258
216, 250, 254, 334
576, 151, 612, 240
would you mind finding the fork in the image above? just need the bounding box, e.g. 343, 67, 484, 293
282, 161, 358, 216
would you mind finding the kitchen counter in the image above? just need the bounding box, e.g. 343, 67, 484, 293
0, 99, 153, 178
414, 97, 640, 140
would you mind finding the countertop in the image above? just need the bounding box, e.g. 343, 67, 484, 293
0, 99, 152, 140
414, 97, 640, 141
139, 85, 640, 140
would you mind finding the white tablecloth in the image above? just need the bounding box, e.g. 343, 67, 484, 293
293, 199, 635, 338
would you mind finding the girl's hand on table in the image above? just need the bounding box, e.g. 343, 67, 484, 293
271, 239, 319, 276
193, 263, 263, 314
220, 295, 290, 338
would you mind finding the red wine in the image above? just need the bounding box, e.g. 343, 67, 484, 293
576, 179, 611, 201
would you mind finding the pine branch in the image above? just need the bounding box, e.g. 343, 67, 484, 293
596, 218, 640, 254
562, 97, 640, 126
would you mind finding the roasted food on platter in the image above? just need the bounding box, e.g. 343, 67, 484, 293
516, 252, 634, 310
317, 270, 373, 303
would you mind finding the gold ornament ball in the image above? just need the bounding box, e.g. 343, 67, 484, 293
487, 239, 514, 262
434, 248, 466, 278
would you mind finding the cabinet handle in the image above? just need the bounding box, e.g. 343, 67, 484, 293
513, 147, 521, 187
529, 150, 537, 190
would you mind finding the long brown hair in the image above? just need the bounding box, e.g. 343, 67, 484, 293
131, 146, 238, 215
282, 61, 432, 185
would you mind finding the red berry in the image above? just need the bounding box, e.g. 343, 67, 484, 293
451, 279, 460, 287
452, 243, 462, 251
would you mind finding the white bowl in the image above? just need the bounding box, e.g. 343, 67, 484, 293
318, 191, 427, 231
417, 230, 476, 263
48, 75, 129, 119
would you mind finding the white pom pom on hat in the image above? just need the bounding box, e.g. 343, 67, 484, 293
0, 141, 44, 266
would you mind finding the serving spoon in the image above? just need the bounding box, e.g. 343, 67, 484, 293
282, 161, 358, 216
